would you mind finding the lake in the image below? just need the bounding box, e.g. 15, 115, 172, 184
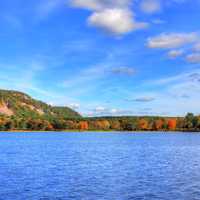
0, 132, 200, 200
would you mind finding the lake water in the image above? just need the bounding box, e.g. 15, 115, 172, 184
0, 132, 200, 200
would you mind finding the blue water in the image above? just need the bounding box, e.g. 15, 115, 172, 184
0, 132, 200, 200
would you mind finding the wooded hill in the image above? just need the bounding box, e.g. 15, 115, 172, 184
0, 89, 81, 119
0, 89, 199, 132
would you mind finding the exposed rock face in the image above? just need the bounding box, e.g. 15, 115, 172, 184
21, 102, 44, 115
36, 108, 44, 115
0, 101, 13, 116
0, 89, 81, 118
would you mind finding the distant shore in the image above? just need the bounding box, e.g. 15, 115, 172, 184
0, 130, 199, 133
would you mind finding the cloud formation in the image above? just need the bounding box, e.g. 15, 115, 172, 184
139, 69, 200, 116
109, 66, 135, 75
94, 106, 107, 112
193, 43, 200, 52
140, 0, 161, 14
132, 97, 155, 102
167, 49, 183, 59
69, 103, 80, 109
91, 106, 134, 116
147, 32, 200, 63
150, 70, 200, 86
147, 32, 198, 49
88, 8, 147, 35
188, 73, 200, 82
71, 0, 131, 10
186, 53, 200, 63
70, 0, 148, 35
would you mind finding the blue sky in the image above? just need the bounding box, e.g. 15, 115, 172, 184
0, 0, 200, 116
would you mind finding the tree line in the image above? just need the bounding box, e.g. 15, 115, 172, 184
0, 113, 200, 132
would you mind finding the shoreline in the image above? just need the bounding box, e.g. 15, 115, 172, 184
0, 130, 200, 133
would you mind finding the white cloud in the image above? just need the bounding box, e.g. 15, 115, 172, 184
186, 53, 200, 63
62, 61, 136, 92
167, 49, 183, 58
110, 108, 119, 114
70, 0, 148, 35
139, 69, 200, 116
91, 106, 134, 116
71, 0, 131, 10
88, 8, 148, 35
94, 106, 107, 112
70, 0, 103, 10
140, 0, 161, 14
149, 70, 200, 86
147, 32, 198, 49
48, 102, 54, 106
85, 68, 200, 117
147, 32, 200, 64
69, 103, 80, 109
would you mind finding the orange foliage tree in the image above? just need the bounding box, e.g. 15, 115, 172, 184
100, 120, 110, 130
91, 120, 110, 130
167, 119, 177, 130
45, 121, 54, 131
153, 119, 163, 130
138, 119, 148, 130
110, 120, 121, 130
79, 121, 89, 130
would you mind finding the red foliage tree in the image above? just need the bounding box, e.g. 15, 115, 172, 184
167, 119, 177, 130
79, 121, 89, 130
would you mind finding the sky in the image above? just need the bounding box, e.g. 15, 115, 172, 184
0, 0, 200, 117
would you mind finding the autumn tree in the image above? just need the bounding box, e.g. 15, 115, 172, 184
110, 120, 121, 130
100, 120, 110, 130
79, 121, 89, 130
90, 120, 110, 130
65, 120, 76, 129
42, 120, 53, 131
138, 119, 148, 130
153, 119, 163, 130
167, 119, 177, 130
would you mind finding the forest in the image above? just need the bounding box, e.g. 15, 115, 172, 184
0, 113, 200, 132
0, 89, 199, 132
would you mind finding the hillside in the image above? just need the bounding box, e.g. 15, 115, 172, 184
0, 90, 198, 132
0, 89, 81, 119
